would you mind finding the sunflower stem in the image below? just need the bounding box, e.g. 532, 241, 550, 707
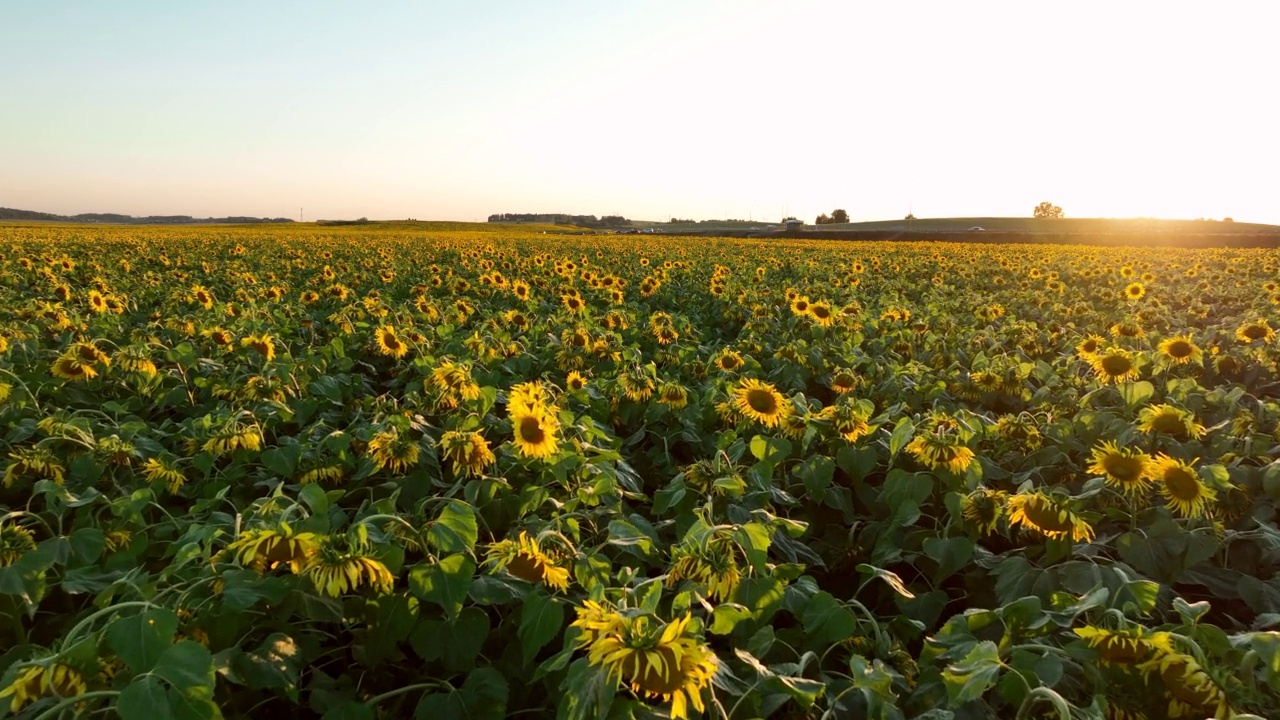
362, 681, 449, 708
30, 691, 119, 720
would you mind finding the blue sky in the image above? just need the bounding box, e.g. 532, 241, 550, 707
3, 1, 1277, 224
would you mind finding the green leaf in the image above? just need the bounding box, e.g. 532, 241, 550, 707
709, 603, 753, 635
802, 591, 858, 644
888, 417, 916, 457
607, 518, 655, 556
942, 640, 1004, 705
735, 522, 772, 572
106, 608, 179, 674
260, 447, 296, 478
321, 702, 375, 720
519, 590, 565, 665
427, 500, 478, 555
749, 434, 792, 465
154, 640, 216, 691
69, 528, 106, 564
923, 537, 973, 583
795, 454, 835, 496
119, 676, 175, 720
732, 577, 786, 622
409, 554, 475, 620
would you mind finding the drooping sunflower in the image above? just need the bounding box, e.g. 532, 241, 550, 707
906, 432, 976, 474
1136, 404, 1205, 439
141, 457, 186, 493
1235, 319, 1275, 344
510, 404, 560, 460
731, 378, 788, 427
961, 486, 1007, 535
1074, 625, 1174, 666
1008, 492, 1095, 542
830, 399, 872, 442
50, 355, 98, 381
0, 523, 37, 567
829, 368, 858, 395
374, 325, 409, 359
1150, 455, 1215, 518
618, 369, 656, 402
366, 428, 421, 474
993, 414, 1042, 449
1088, 441, 1153, 496
666, 531, 743, 602
297, 465, 344, 486
437, 430, 496, 477
657, 381, 689, 409
202, 422, 263, 456
1138, 653, 1232, 720
1089, 348, 1140, 383
1157, 334, 1202, 365
713, 350, 744, 372
303, 537, 395, 597
3, 447, 67, 487
0, 663, 87, 714
227, 524, 320, 574
240, 333, 276, 361
486, 531, 570, 591
575, 611, 718, 720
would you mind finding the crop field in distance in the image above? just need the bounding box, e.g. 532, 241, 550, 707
2, 222, 1280, 720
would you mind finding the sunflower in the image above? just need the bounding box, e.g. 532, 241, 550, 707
303, 537, 395, 597
565, 371, 587, 391
1235, 319, 1275, 344
830, 399, 872, 442
87, 289, 108, 313
374, 325, 409, 359
1136, 404, 1205, 439
807, 301, 835, 327
619, 369, 656, 402
1088, 441, 1153, 496
789, 295, 811, 317
656, 381, 689, 409
202, 423, 263, 456
508, 380, 552, 414
1074, 625, 1174, 666
1110, 322, 1145, 339
1008, 492, 1094, 542
829, 368, 858, 395
731, 378, 788, 427
0, 523, 37, 567
297, 465, 344, 486
714, 350, 744, 372
191, 284, 215, 309
142, 457, 186, 493
227, 524, 320, 574
1150, 455, 1215, 518
241, 333, 277, 361
667, 532, 743, 602
510, 404, 560, 459
486, 531, 570, 591
1089, 348, 1139, 383
993, 414, 1042, 449
3, 447, 67, 486
366, 428, 420, 474
905, 433, 976, 474
1157, 334, 1202, 365
438, 430, 496, 477
1138, 653, 1231, 720
1123, 282, 1145, 301
0, 663, 87, 714
961, 487, 1007, 535
50, 355, 98, 381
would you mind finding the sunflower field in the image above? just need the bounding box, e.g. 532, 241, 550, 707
1, 224, 1279, 720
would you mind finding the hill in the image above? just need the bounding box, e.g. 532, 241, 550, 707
815, 216, 1280, 235
0, 207, 294, 224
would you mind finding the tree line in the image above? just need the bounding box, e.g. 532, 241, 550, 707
487, 213, 631, 227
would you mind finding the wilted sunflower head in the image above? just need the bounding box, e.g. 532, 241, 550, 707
1136, 404, 1205, 439
658, 381, 689, 409
365, 427, 420, 474
1008, 492, 1094, 542
486, 531, 570, 591
1138, 652, 1231, 720
438, 430, 495, 478
619, 369, 656, 402
961, 487, 1007, 535
0, 662, 88, 713
905, 431, 975, 474
303, 534, 394, 597
227, 523, 320, 575
829, 368, 858, 394
0, 523, 37, 567
714, 350, 743, 372
1074, 625, 1173, 666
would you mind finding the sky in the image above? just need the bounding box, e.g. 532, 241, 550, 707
2, 1, 1278, 224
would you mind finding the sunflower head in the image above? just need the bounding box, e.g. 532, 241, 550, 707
0, 523, 37, 567
510, 404, 560, 460
438, 430, 495, 477
1157, 334, 1202, 365
1008, 492, 1094, 542
1236, 319, 1275, 344
240, 333, 277, 361
1151, 455, 1216, 518
962, 487, 1007, 535
1089, 348, 1140, 383
565, 371, 587, 392
374, 325, 409, 359
1136, 404, 1205, 439
228, 523, 320, 575
1088, 441, 1153, 496
730, 378, 788, 428
905, 432, 975, 474
366, 428, 421, 474
714, 350, 744, 372
486, 531, 570, 591
0, 663, 87, 713
303, 534, 394, 597
1138, 652, 1231, 719
666, 530, 743, 601
1074, 625, 1173, 666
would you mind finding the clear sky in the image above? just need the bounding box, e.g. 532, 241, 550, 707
3, 1, 1277, 224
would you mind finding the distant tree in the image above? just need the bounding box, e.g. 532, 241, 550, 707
905, 213, 916, 220
1033, 201, 1064, 219
815, 213, 831, 225
782, 216, 799, 222
830, 209, 849, 224
1223, 217, 1234, 223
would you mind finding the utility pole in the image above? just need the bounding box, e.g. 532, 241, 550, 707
300, 207, 304, 223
